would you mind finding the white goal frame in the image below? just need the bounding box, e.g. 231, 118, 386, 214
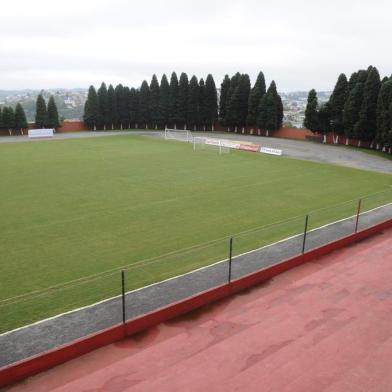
164, 128, 194, 143
193, 137, 230, 155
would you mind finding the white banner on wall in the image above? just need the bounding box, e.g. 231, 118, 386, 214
259, 146, 283, 156
28, 129, 54, 138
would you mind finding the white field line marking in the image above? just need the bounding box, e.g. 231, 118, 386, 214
1, 202, 391, 338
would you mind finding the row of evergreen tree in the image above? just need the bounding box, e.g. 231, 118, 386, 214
219, 72, 283, 130
304, 66, 392, 148
0, 104, 27, 133
83, 71, 283, 131
34, 95, 60, 129
84, 73, 218, 131
0, 94, 60, 133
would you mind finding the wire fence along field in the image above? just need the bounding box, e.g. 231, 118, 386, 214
1, 189, 392, 335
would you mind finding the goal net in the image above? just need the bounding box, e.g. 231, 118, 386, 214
193, 137, 230, 154
164, 128, 193, 143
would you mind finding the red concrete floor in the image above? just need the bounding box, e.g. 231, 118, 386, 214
5, 228, 392, 392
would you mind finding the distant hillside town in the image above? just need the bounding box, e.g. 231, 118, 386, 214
0, 88, 330, 128
0, 89, 87, 122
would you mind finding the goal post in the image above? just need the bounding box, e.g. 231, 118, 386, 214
193, 137, 230, 154
164, 128, 193, 143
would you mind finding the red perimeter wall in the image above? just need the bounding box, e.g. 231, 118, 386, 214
1, 217, 392, 388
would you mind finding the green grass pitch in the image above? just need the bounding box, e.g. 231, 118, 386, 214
0, 134, 391, 332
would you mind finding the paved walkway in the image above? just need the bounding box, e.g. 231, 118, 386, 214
6, 227, 392, 391
0, 204, 391, 367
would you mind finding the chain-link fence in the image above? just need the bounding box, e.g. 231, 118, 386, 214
1, 189, 391, 366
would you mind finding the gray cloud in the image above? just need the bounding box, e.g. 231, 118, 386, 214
1, 0, 391, 91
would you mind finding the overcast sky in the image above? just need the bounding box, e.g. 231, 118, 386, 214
1, 0, 391, 92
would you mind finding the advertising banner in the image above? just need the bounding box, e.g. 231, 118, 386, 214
259, 147, 283, 156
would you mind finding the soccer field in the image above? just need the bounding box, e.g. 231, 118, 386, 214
0, 134, 391, 332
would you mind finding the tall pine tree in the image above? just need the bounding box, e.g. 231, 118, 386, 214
304, 89, 319, 131
198, 78, 208, 130
224, 73, 241, 127
355, 66, 381, 141
129, 88, 139, 127
83, 86, 99, 130
115, 84, 127, 129
35, 94, 47, 128
318, 103, 331, 134
107, 84, 118, 130
159, 74, 170, 128
138, 80, 150, 128
14, 103, 27, 131
3, 107, 15, 134
376, 80, 392, 146
257, 81, 281, 131
205, 74, 218, 130
219, 75, 230, 124
343, 82, 365, 138
97, 82, 108, 130
168, 72, 179, 128
187, 75, 199, 130
225, 74, 250, 128
149, 74, 160, 129
177, 73, 189, 128
329, 73, 348, 136
47, 96, 60, 128
246, 71, 266, 126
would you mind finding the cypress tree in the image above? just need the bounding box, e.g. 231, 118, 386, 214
35, 94, 47, 128
224, 73, 241, 126
318, 103, 331, 134
177, 73, 189, 128
3, 107, 15, 134
205, 74, 218, 130
0, 107, 2, 128
168, 72, 179, 128
129, 87, 139, 127
376, 80, 392, 146
159, 74, 170, 127
138, 80, 150, 128
247, 71, 266, 126
238, 74, 251, 126
149, 74, 160, 129
47, 96, 60, 128
225, 84, 241, 127
329, 73, 348, 135
83, 85, 99, 130
198, 78, 208, 130
304, 89, 319, 131
343, 82, 365, 138
107, 84, 118, 130
277, 94, 283, 130
355, 66, 381, 141
187, 75, 199, 130
226, 74, 250, 128
115, 84, 127, 129
14, 103, 27, 131
219, 75, 230, 123
97, 82, 108, 130
257, 81, 281, 131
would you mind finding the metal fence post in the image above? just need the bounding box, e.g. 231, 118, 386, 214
121, 270, 126, 324
302, 215, 309, 254
355, 199, 362, 233
228, 237, 233, 284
